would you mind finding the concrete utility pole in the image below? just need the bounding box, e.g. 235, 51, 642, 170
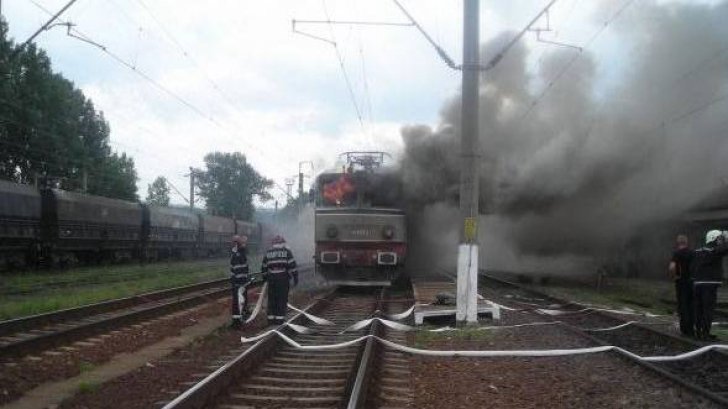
456, 0, 481, 324
298, 172, 304, 201
298, 161, 313, 208
285, 178, 295, 202
188, 167, 195, 210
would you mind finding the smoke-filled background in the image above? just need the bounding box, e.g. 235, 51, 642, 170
399, 1, 728, 277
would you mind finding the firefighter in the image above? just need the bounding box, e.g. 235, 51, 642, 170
261, 235, 298, 325
668, 234, 694, 337
691, 230, 728, 341
230, 235, 250, 329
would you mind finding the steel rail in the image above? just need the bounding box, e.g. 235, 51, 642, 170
160, 289, 338, 409
161, 285, 390, 409
346, 288, 386, 409
557, 321, 728, 407
0, 286, 230, 357
0, 278, 229, 337
0, 264, 314, 338
481, 273, 728, 407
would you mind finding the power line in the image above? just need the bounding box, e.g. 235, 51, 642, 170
391, 0, 459, 70
24, 0, 299, 203
0, 96, 204, 180
353, 0, 374, 133
292, 19, 412, 27
520, 0, 636, 121
13, 0, 78, 56
525, 0, 584, 80
0, 103, 199, 194
165, 178, 189, 204
565, 5, 728, 149
320, 0, 366, 132
0, 121, 202, 204
133, 0, 241, 111
24, 1, 215, 122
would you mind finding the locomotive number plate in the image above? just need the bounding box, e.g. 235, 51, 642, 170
349, 226, 377, 238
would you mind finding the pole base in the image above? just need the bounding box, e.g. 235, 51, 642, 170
456, 243, 479, 323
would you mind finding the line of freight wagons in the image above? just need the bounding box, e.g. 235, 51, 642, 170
0, 179, 262, 270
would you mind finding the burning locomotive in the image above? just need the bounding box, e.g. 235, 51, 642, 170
313, 152, 407, 286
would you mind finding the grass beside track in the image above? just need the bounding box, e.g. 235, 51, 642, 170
526, 278, 676, 315
0, 258, 258, 320
504, 275, 727, 316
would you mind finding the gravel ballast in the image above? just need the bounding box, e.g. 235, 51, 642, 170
411, 308, 721, 409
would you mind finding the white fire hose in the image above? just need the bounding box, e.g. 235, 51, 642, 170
242, 329, 728, 362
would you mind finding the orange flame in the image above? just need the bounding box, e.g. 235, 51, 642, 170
323, 175, 355, 206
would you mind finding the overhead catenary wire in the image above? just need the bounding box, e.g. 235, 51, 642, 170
0, 95, 205, 179
392, 0, 565, 73
520, 0, 636, 121
353, 0, 375, 145
560, 2, 728, 150
0, 115, 206, 203
525, 0, 585, 79
12, 0, 78, 56
0, 117, 166, 175
24, 0, 297, 203
292, 19, 412, 27
320, 0, 366, 133
291, 9, 415, 146
132, 0, 241, 111
390, 0, 459, 70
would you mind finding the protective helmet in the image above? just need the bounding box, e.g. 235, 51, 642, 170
271, 235, 286, 245
232, 235, 247, 245
705, 230, 723, 244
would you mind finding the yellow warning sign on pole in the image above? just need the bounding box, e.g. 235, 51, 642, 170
464, 217, 477, 242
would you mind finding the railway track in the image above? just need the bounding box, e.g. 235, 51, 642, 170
161, 285, 414, 409
0, 278, 232, 357
481, 273, 728, 406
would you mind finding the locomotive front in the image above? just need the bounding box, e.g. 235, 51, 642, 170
314, 152, 406, 286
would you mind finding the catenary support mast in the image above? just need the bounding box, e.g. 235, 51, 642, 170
456, 0, 481, 324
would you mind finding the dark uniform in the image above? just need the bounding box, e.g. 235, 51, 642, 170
261, 238, 298, 325
691, 240, 727, 340
671, 247, 694, 336
230, 244, 250, 327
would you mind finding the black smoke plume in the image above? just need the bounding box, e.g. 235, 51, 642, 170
400, 1, 728, 276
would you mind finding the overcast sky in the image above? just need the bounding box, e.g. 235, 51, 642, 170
2, 0, 710, 207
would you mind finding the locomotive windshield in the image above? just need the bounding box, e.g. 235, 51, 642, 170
319, 173, 357, 207
315, 171, 401, 208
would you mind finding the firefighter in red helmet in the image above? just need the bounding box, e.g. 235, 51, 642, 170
261, 235, 298, 325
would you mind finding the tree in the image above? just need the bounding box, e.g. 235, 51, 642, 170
146, 176, 171, 206
196, 152, 272, 220
0, 17, 138, 200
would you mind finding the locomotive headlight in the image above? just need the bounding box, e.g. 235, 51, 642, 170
326, 225, 339, 239
382, 226, 395, 240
